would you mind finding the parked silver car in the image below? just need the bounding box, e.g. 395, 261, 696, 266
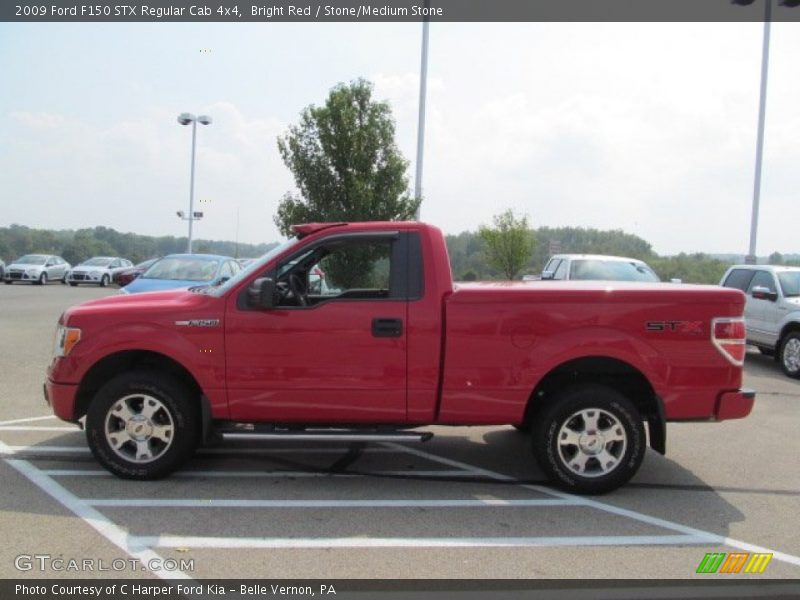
67, 256, 134, 287
539, 254, 660, 282
3, 254, 71, 285
720, 265, 800, 378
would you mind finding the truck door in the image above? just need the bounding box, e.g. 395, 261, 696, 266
225, 231, 412, 423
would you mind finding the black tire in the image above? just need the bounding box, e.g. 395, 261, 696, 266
86, 370, 199, 479
532, 384, 646, 495
37, 272, 47, 285
69, 282, 78, 287
779, 332, 800, 379
4, 280, 11, 285
100, 274, 109, 287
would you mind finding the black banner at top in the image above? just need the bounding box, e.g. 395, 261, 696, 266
3, 0, 800, 23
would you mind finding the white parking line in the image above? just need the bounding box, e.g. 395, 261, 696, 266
3, 444, 403, 455
385, 442, 800, 568
0, 415, 58, 426
131, 533, 710, 550
0, 440, 190, 580
88, 497, 579, 508
41, 469, 476, 478
0, 426, 80, 432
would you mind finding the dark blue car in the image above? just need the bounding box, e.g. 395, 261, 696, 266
120, 254, 241, 294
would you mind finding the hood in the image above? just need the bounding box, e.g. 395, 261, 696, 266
64, 288, 213, 322
7, 262, 45, 271
122, 278, 212, 294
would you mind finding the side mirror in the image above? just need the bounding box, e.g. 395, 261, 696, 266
751, 286, 778, 302
248, 277, 276, 309
540, 271, 555, 280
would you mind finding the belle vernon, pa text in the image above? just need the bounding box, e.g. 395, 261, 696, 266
15, 583, 337, 597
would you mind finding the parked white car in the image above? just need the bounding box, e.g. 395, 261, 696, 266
540, 254, 660, 282
720, 264, 800, 378
67, 256, 134, 287
3, 254, 71, 285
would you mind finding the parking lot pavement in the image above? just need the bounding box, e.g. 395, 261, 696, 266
1, 284, 799, 580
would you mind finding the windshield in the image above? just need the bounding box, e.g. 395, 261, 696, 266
569, 259, 660, 282
209, 238, 301, 297
778, 271, 800, 298
15, 255, 48, 265
81, 257, 114, 266
143, 257, 221, 282
136, 258, 158, 269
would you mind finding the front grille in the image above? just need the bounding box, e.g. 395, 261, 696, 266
71, 273, 87, 281
9, 271, 23, 279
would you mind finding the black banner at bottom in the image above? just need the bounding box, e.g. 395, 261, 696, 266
3, 579, 800, 600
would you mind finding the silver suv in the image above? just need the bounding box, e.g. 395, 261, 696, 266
720, 265, 800, 379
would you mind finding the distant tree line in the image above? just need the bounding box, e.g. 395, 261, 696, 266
0, 224, 278, 266
447, 227, 797, 285
1, 222, 797, 285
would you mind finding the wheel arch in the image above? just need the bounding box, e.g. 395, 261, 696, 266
523, 355, 666, 454
74, 350, 211, 437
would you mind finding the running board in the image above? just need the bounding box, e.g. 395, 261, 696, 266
218, 430, 433, 443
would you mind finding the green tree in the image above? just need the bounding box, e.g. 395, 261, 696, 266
478, 210, 535, 280
274, 78, 419, 236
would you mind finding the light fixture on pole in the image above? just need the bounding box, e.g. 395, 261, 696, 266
177, 112, 212, 253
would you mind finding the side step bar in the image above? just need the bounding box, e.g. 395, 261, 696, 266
218, 429, 434, 443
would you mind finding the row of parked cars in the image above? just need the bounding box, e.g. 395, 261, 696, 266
1, 254, 248, 293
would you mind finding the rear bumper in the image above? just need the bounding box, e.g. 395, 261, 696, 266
714, 388, 755, 421
43, 379, 79, 422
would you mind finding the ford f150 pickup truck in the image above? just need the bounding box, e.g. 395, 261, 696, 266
45, 221, 754, 494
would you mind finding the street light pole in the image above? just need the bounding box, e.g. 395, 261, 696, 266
188, 119, 198, 254
746, 0, 771, 264
414, 0, 430, 220
177, 112, 212, 254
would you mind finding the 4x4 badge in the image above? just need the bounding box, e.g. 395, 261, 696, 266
175, 319, 220, 327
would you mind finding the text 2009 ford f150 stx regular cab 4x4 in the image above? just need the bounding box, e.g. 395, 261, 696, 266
45, 221, 754, 493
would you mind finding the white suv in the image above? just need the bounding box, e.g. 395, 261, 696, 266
720, 265, 800, 379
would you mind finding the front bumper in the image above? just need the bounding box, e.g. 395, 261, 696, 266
714, 388, 756, 421
43, 378, 79, 422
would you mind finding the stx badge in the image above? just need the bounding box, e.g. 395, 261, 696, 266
646, 320, 703, 334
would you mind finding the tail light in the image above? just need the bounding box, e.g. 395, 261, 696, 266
712, 317, 746, 366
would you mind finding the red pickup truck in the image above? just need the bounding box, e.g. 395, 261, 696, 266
46, 221, 754, 494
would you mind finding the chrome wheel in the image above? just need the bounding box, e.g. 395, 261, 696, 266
104, 394, 175, 463
556, 408, 627, 478
783, 337, 800, 374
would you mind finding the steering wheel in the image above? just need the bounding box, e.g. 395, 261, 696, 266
288, 273, 308, 307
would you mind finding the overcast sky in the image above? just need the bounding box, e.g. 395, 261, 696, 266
0, 21, 798, 256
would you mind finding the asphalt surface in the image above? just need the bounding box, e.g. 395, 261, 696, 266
0, 282, 799, 583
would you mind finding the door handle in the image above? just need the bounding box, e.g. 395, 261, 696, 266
372, 317, 403, 338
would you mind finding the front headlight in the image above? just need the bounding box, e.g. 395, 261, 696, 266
53, 325, 81, 357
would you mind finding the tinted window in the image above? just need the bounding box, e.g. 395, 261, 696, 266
747, 270, 777, 294
778, 272, 800, 298
144, 257, 220, 282
553, 260, 568, 280
723, 269, 756, 292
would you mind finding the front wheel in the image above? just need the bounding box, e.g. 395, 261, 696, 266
780, 333, 800, 379
86, 370, 199, 479
100, 274, 109, 287
532, 385, 645, 494
37, 272, 48, 285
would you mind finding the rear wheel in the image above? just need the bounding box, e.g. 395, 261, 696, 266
532, 384, 645, 494
86, 370, 199, 479
779, 332, 800, 379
